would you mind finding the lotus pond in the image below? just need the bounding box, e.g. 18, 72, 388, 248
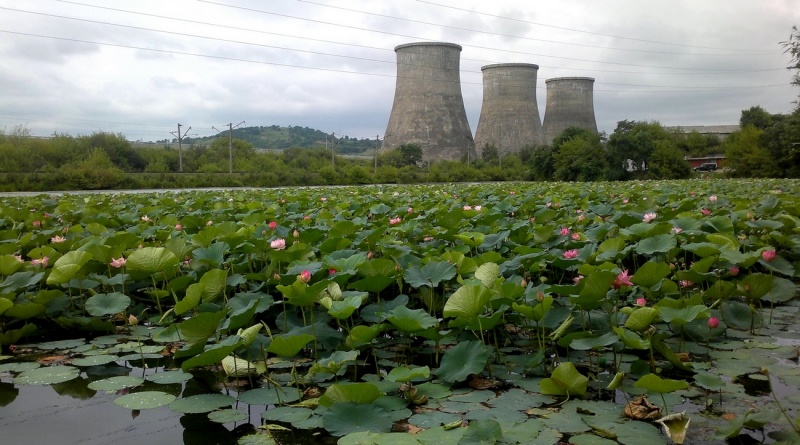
1, 180, 799, 445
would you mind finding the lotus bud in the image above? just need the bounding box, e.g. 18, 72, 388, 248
128, 314, 138, 326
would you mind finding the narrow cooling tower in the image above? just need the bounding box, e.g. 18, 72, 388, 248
474, 63, 545, 158
383, 42, 477, 162
542, 77, 598, 145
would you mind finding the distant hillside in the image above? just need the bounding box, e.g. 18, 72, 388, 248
159, 125, 379, 154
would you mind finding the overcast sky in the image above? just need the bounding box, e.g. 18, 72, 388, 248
1, 0, 798, 142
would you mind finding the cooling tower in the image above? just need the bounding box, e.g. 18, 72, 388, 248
474, 63, 545, 158
542, 77, 598, 145
383, 42, 477, 162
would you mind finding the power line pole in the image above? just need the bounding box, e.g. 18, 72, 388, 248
213, 121, 244, 173
374, 134, 379, 174
331, 132, 336, 169
170, 123, 191, 172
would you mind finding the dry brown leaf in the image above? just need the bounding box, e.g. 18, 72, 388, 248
37, 355, 70, 366
722, 413, 737, 420
623, 395, 662, 421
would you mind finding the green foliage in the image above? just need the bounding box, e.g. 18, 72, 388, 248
553, 136, 609, 181
648, 140, 692, 179
723, 126, 781, 178
606, 120, 672, 181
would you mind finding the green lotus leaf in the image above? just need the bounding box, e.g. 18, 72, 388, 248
612, 327, 651, 350
308, 350, 359, 377
199, 268, 228, 302
572, 271, 617, 310
319, 382, 383, 407
221, 356, 266, 377
239, 386, 302, 406
262, 406, 313, 423
693, 371, 725, 391
324, 295, 364, 320
14, 365, 80, 385
114, 391, 176, 410
125, 247, 179, 274
0, 298, 13, 317
443, 284, 494, 319
625, 307, 659, 331
658, 305, 709, 325
403, 261, 456, 288
175, 282, 204, 315
459, 419, 503, 445
87, 376, 144, 392
46, 250, 93, 285
266, 332, 315, 357
85, 292, 131, 317
386, 366, 430, 383
208, 408, 248, 424
386, 306, 438, 334
631, 262, 671, 288
145, 370, 193, 384
4, 301, 46, 320
634, 373, 689, 394
569, 332, 619, 351
635, 234, 677, 256
474, 262, 500, 288
540, 362, 589, 397
345, 323, 386, 349
169, 393, 235, 414
322, 402, 393, 436
0, 255, 23, 276
192, 242, 228, 268
435, 340, 488, 383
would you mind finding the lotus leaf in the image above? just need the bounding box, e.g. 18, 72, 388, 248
208, 408, 249, 424
114, 391, 176, 410
631, 262, 671, 288
319, 382, 383, 407
169, 393, 235, 414
443, 284, 494, 319
634, 373, 689, 394
322, 402, 393, 436
436, 340, 489, 383
85, 292, 131, 317
14, 365, 80, 385
87, 375, 144, 392
404, 261, 456, 288
540, 362, 589, 397
386, 306, 438, 333
266, 332, 314, 357
46, 250, 93, 285
624, 307, 659, 331
386, 366, 430, 383
125, 247, 179, 274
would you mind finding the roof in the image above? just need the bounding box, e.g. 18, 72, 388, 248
669, 125, 740, 134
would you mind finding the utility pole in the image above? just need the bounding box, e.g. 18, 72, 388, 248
170, 123, 191, 172
331, 132, 336, 169
212, 121, 244, 174
374, 134, 379, 174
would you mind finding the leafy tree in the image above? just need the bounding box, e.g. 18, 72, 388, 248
529, 145, 556, 181
740, 106, 773, 130
553, 137, 608, 181
481, 143, 499, 164
398, 143, 423, 166
648, 140, 692, 179
606, 120, 672, 181
723, 126, 780, 178
77, 132, 146, 171
761, 110, 800, 177
781, 25, 800, 106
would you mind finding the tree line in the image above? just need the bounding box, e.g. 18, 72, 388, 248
0, 105, 797, 191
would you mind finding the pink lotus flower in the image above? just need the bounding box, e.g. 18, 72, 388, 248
636, 298, 647, 307
320, 197, 327, 202
622, 199, 629, 204
709, 195, 718, 203
31, 256, 49, 267
679, 280, 694, 288
573, 275, 584, 284
509, 191, 516, 195
530, 217, 536, 223
298, 270, 311, 283
293, 230, 300, 238
141, 215, 152, 222
389, 216, 401, 225
761, 249, 776, 262
51, 235, 66, 244
206, 220, 213, 226
701, 208, 711, 216
474, 205, 482, 212
560, 227, 570, 236
613, 269, 633, 289
571, 233, 581, 241
110, 257, 126, 268
463, 205, 473, 211
328, 268, 337, 275
407, 207, 413, 214
707, 317, 719, 329
268, 221, 278, 230
273, 273, 281, 281
423, 236, 434, 242
563, 249, 579, 259
729, 266, 740, 276
270, 238, 286, 250
304, 215, 311, 220
32, 220, 41, 228
546, 202, 552, 207
671, 227, 683, 234
13, 255, 24, 263
642, 212, 657, 223
175, 224, 183, 231
578, 214, 586, 221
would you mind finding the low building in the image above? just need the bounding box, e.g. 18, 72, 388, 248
668, 125, 740, 141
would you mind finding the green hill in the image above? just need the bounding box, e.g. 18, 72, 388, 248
177, 125, 378, 154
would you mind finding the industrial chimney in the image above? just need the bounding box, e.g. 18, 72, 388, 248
474, 63, 545, 158
542, 77, 598, 145
382, 42, 476, 162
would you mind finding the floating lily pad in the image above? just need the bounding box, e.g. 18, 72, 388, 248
208, 408, 249, 424
322, 402, 393, 436
71, 354, 119, 367
87, 376, 144, 392
33, 339, 86, 350
239, 386, 302, 406
145, 369, 193, 384
408, 411, 462, 429
262, 406, 313, 423
14, 365, 80, 385
114, 390, 176, 410
0, 361, 40, 373
237, 433, 278, 444
169, 393, 235, 414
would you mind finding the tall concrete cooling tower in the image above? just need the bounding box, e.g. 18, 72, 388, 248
383, 42, 476, 162
474, 63, 545, 158
542, 77, 598, 145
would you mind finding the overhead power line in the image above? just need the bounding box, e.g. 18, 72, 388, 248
296, 0, 771, 56
415, 0, 773, 53
0, 30, 788, 93
50, 1, 783, 75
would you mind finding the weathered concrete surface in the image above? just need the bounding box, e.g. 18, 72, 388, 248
474, 63, 545, 158
542, 77, 598, 145
382, 42, 476, 162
